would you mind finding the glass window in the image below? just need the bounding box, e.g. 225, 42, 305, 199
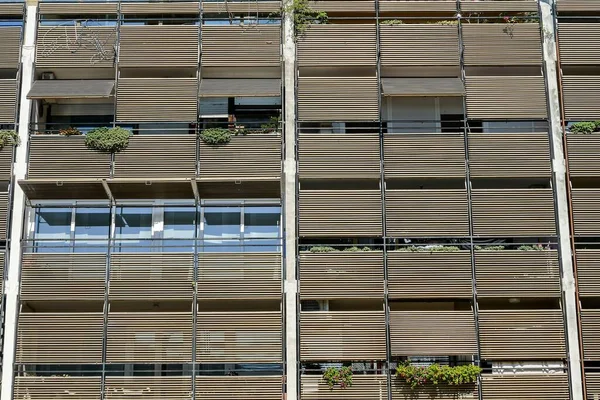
33, 208, 72, 252
74, 207, 110, 253
163, 206, 196, 252
244, 206, 281, 252
114, 207, 153, 252
202, 206, 241, 252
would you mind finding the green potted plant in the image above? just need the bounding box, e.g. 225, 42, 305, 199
84, 126, 131, 153
323, 366, 353, 390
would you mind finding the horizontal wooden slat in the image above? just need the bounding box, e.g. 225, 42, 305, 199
0, 191, 8, 240
16, 313, 104, 363
117, 78, 198, 122
298, 76, 378, 121
471, 189, 556, 237
466, 76, 547, 119
384, 134, 465, 178
199, 134, 281, 179
388, 250, 472, 298
572, 189, 600, 236
0, 3, 24, 15
392, 382, 477, 400
21, 253, 106, 301
0, 79, 17, 124
475, 250, 561, 297
0, 251, 4, 297
201, 25, 280, 67
114, 135, 197, 179
0, 145, 13, 180
36, 26, 116, 68
298, 25, 376, 66
198, 252, 282, 299
576, 250, 600, 297
299, 251, 384, 299
568, 135, 600, 177
558, 0, 600, 12
468, 133, 551, 178
481, 374, 569, 399
559, 23, 600, 64
39, 3, 118, 14
308, 0, 374, 13
27, 136, 111, 179
380, 25, 459, 67
109, 253, 193, 300
562, 76, 600, 120
581, 309, 600, 360
587, 372, 600, 400
119, 25, 199, 67
461, 0, 538, 12
301, 375, 388, 400
300, 311, 386, 360
299, 190, 382, 237
105, 377, 192, 400
196, 311, 282, 362
299, 133, 380, 179
379, 0, 456, 12
196, 376, 282, 400
106, 312, 193, 363
478, 310, 566, 359
0, 27, 21, 69
202, 1, 281, 13
14, 377, 102, 400
386, 190, 469, 237
390, 311, 477, 356
121, 2, 200, 13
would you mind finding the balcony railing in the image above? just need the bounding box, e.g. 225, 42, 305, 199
581, 309, 600, 360
575, 249, 600, 297
567, 135, 600, 177
481, 375, 569, 398
196, 376, 283, 400
301, 374, 388, 400
105, 377, 191, 400
14, 376, 102, 400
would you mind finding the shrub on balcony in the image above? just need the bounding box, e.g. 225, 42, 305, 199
517, 244, 547, 251
0, 130, 19, 149
200, 128, 232, 145
395, 363, 481, 388
59, 126, 82, 136
570, 121, 600, 134
474, 245, 505, 251
260, 115, 281, 133
84, 127, 131, 153
323, 366, 353, 390
381, 19, 405, 25
308, 246, 373, 253
398, 245, 460, 252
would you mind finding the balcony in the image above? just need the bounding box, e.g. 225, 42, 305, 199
196, 311, 282, 363
559, 23, 600, 65
481, 375, 569, 398
196, 376, 282, 400
299, 190, 383, 237
197, 252, 282, 300
0, 26, 21, 69
299, 250, 384, 299
38, 2, 117, 15
390, 311, 477, 356
300, 311, 386, 360
16, 312, 104, 364
567, 135, 600, 177
471, 189, 556, 237
572, 189, 600, 236
14, 377, 102, 400
392, 382, 477, 400
474, 250, 561, 297
0, 144, 13, 181
561, 76, 600, 120
576, 250, 600, 297
301, 375, 388, 400
121, 2, 199, 13
581, 310, 600, 360
105, 377, 191, 400
387, 250, 472, 298
298, 133, 380, 179
298, 25, 376, 67
468, 133, 551, 178
379, 0, 456, 12
106, 312, 193, 363
202, 1, 281, 13
558, 0, 600, 12
478, 310, 566, 360
460, 0, 538, 12
109, 253, 194, 301
0, 79, 17, 124
386, 189, 469, 237
20, 253, 106, 301
384, 133, 465, 179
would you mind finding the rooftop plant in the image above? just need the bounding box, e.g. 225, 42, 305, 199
0, 130, 19, 150
396, 363, 481, 388
323, 366, 353, 390
84, 126, 130, 153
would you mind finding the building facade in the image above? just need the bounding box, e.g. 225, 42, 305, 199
0, 0, 598, 399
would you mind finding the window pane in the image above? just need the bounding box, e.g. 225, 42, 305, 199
33, 208, 72, 252
163, 207, 196, 252
114, 207, 153, 252
203, 207, 241, 252
74, 208, 110, 252
244, 206, 280, 238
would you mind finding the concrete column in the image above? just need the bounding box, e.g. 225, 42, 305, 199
1, 1, 38, 400
539, 1, 584, 399
282, 1, 298, 400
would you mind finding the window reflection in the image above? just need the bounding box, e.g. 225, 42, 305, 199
74, 208, 111, 253
244, 206, 281, 252
114, 207, 153, 252
163, 207, 196, 252
203, 206, 241, 252
33, 208, 72, 252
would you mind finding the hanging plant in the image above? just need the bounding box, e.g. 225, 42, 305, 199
0, 130, 19, 150
84, 126, 131, 153
396, 363, 481, 388
322, 366, 353, 390
200, 128, 232, 145
279, 0, 328, 40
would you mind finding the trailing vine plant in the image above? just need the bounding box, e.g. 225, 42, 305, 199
322, 366, 353, 390
396, 363, 481, 388
84, 126, 131, 153
0, 130, 19, 150
281, 0, 328, 40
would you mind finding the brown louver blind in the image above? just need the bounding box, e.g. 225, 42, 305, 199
461, 0, 538, 12
196, 376, 283, 400
390, 311, 477, 356
562, 76, 600, 120
105, 377, 192, 400
197, 252, 282, 300
119, 26, 199, 68
567, 136, 600, 177
116, 78, 198, 122
0, 192, 7, 240
298, 133, 380, 179
201, 25, 280, 67
21, 253, 106, 301
465, 76, 547, 119
298, 25, 376, 66
299, 251, 384, 299
114, 135, 197, 179
301, 375, 388, 400
559, 23, 600, 65
202, 1, 281, 13
463, 24, 542, 65
384, 134, 465, 178
106, 312, 193, 363
587, 372, 600, 399
388, 251, 472, 299
299, 190, 382, 237
27, 80, 115, 99
308, 0, 375, 12
0, 3, 24, 15
0, 27, 21, 69
571, 189, 600, 236
298, 76, 378, 121
478, 310, 566, 359
121, 2, 199, 13
300, 311, 386, 360
582, 310, 600, 360
0, 79, 17, 124
557, 0, 600, 12
38, 3, 118, 14
468, 133, 551, 178
36, 27, 116, 68
14, 377, 102, 400
481, 375, 569, 399
199, 79, 281, 97
27, 136, 111, 179
379, 0, 456, 12
196, 312, 282, 362
471, 189, 556, 237
16, 313, 104, 363
382, 77, 464, 97
475, 250, 561, 298
199, 134, 281, 180
386, 189, 469, 237
0, 145, 13, 181
109, 253, 194, 301
576, 250, 600, 297
0, 252, 3, 296
380, 25, 459, 67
